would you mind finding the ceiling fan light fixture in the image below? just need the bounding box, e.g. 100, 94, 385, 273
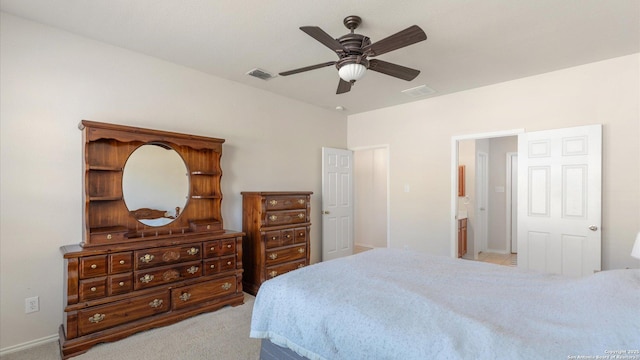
338, 63, 367, 82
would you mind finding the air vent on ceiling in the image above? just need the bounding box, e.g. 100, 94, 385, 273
401, 85, 436, 98
246, 68, 277, 80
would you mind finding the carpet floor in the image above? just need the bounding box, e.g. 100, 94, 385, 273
1, 293, 261, 360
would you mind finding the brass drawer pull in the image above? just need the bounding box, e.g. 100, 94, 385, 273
187, 247, 199, 256
140, 274, 154, 283
90, 287, 97, 292
285, 234, 291, 239
210, 264, 216, 269
206, 225, 211, 230
106, 234, 112, 240
269, 200, 278, 206
271, 236, 277, 240
298, 248, 305, 254
297, 199, 305, 204
269, 253, 278, 260
187, 266, 199, 274
221, 282, 232, 290
210, 246, 216, 251
90, 264, 97, 269
299, 232, 304, 237
140, 254, 155, 263
269, 215, 277, 221
297, 213, 305, 219
88, 313, 105, 323
119, 260, 125, 265
179, 292, 191, 302
226, 261, 232, 266
118, 282, 125, 287
227, 244, 232, 248
149, 299, 163, 308
268, 270, 278, 278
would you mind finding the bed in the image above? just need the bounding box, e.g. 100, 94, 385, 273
250, 248, 640, 360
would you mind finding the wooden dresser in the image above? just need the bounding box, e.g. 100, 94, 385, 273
60, 121, 244, 359
241, 191, 312, 295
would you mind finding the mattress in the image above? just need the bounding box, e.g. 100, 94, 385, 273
250, 248, 640, 360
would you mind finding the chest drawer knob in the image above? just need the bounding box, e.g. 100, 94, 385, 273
140, 274, 154, 283
285, 234, 291, 239
187, 266, 199, 274
268, 270, 278, 278
271, 236, 277, 240
179, 292, 191, 302
187, 247, 199, 256
90, 287, 97, 292
88, 313, 105, 323
90, 264, 97, 269
118, 282, 125, 287
119, 260, 125, 265
226, 261, 232, 266
221, 282, 232, 290
140, 254, 155, 263
210, 264, 216, 269
269, 215, 278, 221
269, 200, 278, 206
106, 234, 112, 240
297, 213, 305, 219
227, 244, 232, 248
148, 299, 163, 308
297, 199, 305, 204
298, 248, 305, 254
269, 253, 278, 260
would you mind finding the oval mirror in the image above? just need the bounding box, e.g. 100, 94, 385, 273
122, 143, 189, 227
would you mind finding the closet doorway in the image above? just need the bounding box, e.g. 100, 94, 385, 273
353, 145, 389, 250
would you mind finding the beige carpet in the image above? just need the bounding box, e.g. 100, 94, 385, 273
1, 293, 261, 360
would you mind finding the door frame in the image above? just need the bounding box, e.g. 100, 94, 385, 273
450, 129, 524, 258
351, 144, 391, 248
506, 152, 518, 253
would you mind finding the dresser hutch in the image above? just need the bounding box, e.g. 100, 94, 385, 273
59, 121, 244, 358
241, 191, 312, 295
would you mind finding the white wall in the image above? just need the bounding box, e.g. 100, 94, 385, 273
349, 53, 640, 271
354, 147, 388, 248
487, 136, 517, 253
0, 13, 346, 350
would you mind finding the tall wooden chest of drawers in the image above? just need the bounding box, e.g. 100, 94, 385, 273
241, 191, 312, 295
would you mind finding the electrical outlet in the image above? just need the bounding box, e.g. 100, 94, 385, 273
25, 296, 39, 313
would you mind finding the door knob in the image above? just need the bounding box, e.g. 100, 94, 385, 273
322, 211, 330, 214
588, 225, 598, 231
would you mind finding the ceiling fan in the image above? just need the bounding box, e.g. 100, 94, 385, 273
279, 15, 427, 94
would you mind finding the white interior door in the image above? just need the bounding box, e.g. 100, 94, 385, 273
517, 125, 602, 276
322, 147, 354, 261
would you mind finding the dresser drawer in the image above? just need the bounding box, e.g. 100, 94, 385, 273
264, 195, 308, 210
171, 276, 237, 310
109, 252, 132, 273
134, 261, 202, 290
77, 290, 169, 336
266, 259, 306, 279
79, 277, 107, 301
134, 244, 202, 270
264, 209, 308, 226
264, 229, 295, 248
294, 227, 307, 244
108, 273, 133, 296
203, 255, 236, 276
265, 245, 306, 266
79, 255, 107, 279
204, 238, 236, 258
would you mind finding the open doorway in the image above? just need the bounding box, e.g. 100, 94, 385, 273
353, 145, 389, 253
451, 130, 523, 266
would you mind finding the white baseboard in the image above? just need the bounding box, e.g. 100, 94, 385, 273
484, 248, 510, 255
0, 334, 58, 356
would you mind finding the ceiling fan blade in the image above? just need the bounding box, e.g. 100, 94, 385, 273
368, 59, 420, 81
336, 78, 352, 94
362, 25, 427, 57
279, 61, 336, 76
300, 26, 347, 54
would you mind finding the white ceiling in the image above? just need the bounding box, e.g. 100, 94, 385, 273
1, 0, 638, 114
